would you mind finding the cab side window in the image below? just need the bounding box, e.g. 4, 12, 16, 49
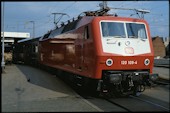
84, 26, 89, 39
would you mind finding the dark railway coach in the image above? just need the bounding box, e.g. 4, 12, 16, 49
13, 37, 40, 65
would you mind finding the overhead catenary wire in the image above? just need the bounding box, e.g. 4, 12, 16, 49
34, 2, 77, 31
30, 2, 76, 35
5, 1, 168, 38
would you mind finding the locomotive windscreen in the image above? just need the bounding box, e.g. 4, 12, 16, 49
101, 21, 147, 39
101, 22, 125, 38
126, 23, 147, 39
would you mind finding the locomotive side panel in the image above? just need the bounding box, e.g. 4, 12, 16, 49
39, 17, 97, 79
39, 38, 73, 67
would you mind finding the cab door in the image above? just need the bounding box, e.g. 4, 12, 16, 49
75, 25, 90, 70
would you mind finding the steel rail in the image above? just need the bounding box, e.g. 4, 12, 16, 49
130, 95, 170, 112
102, 97, 132, 112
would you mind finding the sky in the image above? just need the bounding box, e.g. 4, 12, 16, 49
1, 1, 169, 38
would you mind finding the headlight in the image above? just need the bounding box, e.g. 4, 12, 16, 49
106, 59, 113, 66
109, 74, 122, 83
144, 58, 150, 66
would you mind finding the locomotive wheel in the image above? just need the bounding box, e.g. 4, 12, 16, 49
132, 85, 145, 97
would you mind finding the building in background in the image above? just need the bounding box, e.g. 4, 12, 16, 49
152, 36, 166, 58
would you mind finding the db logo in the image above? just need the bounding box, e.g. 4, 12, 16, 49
125, 47, 134, 54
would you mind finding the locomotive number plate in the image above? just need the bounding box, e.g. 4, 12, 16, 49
121, 60, 137, 65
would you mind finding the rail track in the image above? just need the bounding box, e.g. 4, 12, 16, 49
102, 94, 169, 112
154, 78, 169, 85
102, 97, 132, 112
129, 95, 169, 111
76, 84, 169, 112
69, 65, 169, 112
78, 79, 169, 112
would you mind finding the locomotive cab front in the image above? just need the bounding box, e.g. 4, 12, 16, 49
91, 17, 158, 96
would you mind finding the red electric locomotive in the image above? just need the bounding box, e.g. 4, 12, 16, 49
38, 7, 158, 96
13, 4, 158, 97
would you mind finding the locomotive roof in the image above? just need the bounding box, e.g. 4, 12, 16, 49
18, 36, 41, 43
55, 15, 146, 30
39, 15, 147, 41
40, 6, 148, 40
53, 16, 146, 31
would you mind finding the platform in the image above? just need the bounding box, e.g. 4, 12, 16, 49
1, 64, 102, 112
153, 67, 169, 81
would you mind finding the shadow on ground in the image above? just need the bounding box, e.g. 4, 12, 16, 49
16, 64, 74, 95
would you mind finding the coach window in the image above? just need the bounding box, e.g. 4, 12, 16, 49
32, 44, 38, 53
84, 26, 89, 39
42, 32, 51, 40
35, 45, 38, 53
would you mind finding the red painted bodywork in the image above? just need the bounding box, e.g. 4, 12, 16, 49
39, 16, 154, 80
